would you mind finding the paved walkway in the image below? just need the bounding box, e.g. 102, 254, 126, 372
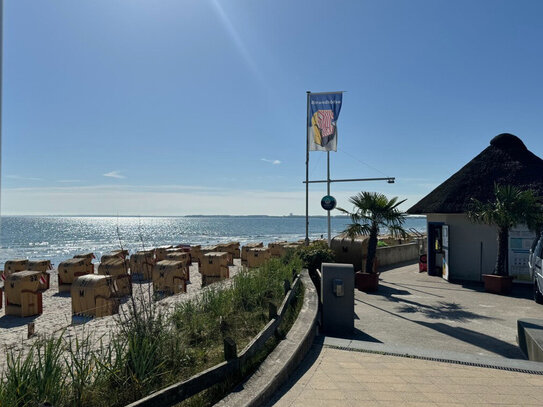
353, 263, 542, 359
269, 263, 543, 406
270, 344, 543, 406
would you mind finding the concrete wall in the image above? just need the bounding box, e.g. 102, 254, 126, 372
376, 242, 420, 266
426, 213, 498, 282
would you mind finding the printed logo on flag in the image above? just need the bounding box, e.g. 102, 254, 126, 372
308, 92, 343, 152
312, 110, 335, 145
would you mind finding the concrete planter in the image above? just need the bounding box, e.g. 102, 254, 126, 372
482, 274, 513, 295
355, 271, 379, 292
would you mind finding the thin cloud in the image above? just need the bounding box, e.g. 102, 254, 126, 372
57, 179, 81, 183
261, 158, 281, 165
103, 171, 126, 179
5, 174, 43, 181
1, 184, 418, 215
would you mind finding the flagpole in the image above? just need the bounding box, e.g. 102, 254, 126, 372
305, 91, 310, 246
0, 0, 3, 226
327, 151, 331, 246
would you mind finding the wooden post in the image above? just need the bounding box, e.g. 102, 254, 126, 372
27, 322, 35, 339
223, 337, 237, 361
283, 279, 291, 294
268, 302, 277, 320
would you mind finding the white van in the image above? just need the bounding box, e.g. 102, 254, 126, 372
529, 233, 543, 304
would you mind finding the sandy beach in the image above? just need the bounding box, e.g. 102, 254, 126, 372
0, 260, 242, 375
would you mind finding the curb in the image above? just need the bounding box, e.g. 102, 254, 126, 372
320, 336, 543, 374
215, 270, 319, 407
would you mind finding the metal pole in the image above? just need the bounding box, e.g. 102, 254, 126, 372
0, 0, 3, 226
305, 91, 310, 246
304, 177, 395, 184
327, 151, 331, 246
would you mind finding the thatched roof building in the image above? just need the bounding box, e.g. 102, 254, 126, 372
408, 133, 543, 282
408, 133, 543, 214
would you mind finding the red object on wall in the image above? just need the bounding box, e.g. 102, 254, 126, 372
419, 254, 427, 273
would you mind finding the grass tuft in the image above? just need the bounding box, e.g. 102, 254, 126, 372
0, 254, 303, 407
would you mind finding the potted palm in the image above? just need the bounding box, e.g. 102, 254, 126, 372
468, 183, 542, 294
338, 192, 407, 292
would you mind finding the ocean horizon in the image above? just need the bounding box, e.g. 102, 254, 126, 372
0, 215, 427, 267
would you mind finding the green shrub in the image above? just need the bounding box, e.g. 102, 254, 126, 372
0, 336, 66, 407
0, 254, 304, 407
297, 240, 335, 272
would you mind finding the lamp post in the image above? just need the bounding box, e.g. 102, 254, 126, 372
303, 177, 395, 246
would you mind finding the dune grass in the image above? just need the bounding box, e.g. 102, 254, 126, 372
0, 254, 303, 407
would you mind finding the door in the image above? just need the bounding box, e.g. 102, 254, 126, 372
535, 238, 543, 289
442, 224, 450, 281
427, 222, 444, 277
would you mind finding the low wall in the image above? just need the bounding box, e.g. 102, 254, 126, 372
217, 270, 319, 407
127, 272, 305, 407
376, 242, 419, 267
518, 318, 543, 362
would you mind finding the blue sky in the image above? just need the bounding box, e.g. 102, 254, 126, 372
2, 0, 543, 215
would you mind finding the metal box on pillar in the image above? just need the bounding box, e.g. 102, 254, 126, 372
320, 263, 354, 336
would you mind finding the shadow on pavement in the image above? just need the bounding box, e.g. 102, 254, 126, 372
367, 283, 496, 322
366, 284, 411, 298
392, 278, 533, 301
357, 298, 525, 359
351, 327, 382, 343
416, 321, 527, 359
395, 300, 495, 322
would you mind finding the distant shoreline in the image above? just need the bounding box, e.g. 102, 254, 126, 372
1, 214, 427, 219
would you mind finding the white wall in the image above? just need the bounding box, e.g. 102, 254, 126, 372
427, 213, 498, 282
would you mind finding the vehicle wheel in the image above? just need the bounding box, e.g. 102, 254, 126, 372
534, 279, 543, 304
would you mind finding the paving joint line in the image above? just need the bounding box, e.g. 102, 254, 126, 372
323, 344, 543, 375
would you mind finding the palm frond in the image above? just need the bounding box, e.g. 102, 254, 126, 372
344, 223, 372, 239
339, 191, 407, 240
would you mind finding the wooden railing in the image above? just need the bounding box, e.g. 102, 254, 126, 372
127, 273, 302, 407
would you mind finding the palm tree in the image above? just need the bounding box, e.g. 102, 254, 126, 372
468, 183, 543, 276
338, 192, 407, 274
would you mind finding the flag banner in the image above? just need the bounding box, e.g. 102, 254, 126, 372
308, 92, 343, 152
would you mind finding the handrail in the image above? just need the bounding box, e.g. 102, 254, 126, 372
409, 228, 424, 238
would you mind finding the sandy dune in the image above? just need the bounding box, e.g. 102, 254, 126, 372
0, 260, 242, 374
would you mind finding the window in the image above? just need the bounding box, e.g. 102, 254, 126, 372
536, 236, 543, 258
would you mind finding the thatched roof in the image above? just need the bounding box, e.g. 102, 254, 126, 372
408, 133, 543, 214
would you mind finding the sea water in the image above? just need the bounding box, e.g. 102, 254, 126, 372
0, 215, 426, 267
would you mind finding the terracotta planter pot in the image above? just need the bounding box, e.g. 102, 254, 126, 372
355, 271, 380, 292
482, 274, 514, 295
